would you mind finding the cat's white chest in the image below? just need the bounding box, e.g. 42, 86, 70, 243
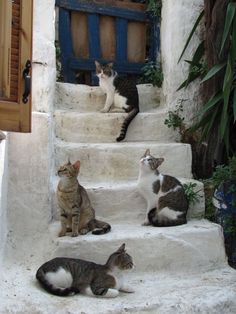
137, 172, 163, 209
137, 172, 157, 195
99, 76, 114, 94
109, 268, 124, 290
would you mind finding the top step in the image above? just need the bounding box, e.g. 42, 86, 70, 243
55, 82, 160, 112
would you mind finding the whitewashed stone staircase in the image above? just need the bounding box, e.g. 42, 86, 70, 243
25, 81, 234, 314
1, 82, 236, 314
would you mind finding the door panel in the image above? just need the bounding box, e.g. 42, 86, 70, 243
0, 0, 33, 133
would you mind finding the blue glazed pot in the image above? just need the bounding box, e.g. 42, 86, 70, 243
213, 180, 236, 266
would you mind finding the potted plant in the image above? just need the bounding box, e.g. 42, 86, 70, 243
205, 156, 236, 268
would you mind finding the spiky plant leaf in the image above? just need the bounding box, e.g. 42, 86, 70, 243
178, 10, 204, 63
220, 2, 236, 54
201, 63, 226, 83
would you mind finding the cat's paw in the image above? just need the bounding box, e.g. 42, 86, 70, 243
110, 108, 125, 113
142, 220, 151, 226
79, 228, 89, 235
120, 286, 135, 293
100, 108, 109, 113
58, 230, 66, 237
71, 231, 79, 237
104, 289, 119, 298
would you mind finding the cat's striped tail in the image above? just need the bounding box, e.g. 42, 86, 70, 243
89, 219, 111, 235
116, 107, 139, 142
36, 269, 79, 297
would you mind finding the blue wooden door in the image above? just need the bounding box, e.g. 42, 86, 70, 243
56, 0, 160, 84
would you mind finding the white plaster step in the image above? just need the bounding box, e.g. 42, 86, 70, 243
2, 264, 236, 314
55, 82, 161, 112
52, 178, 205, 221
55, 141, 192, 181
50, 220, 226, 273
54, 108, 180, 143
1, 265, 236, 314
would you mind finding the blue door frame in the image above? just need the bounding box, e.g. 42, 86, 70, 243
56, 0, 160, 84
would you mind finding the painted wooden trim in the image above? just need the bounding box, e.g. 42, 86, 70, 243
69, 58, 144, 73
59, 8, 76, 83
88, 14, 101, 59
116, 18, 128, 61
149, 17, 160, 60
56, 0, 149, 22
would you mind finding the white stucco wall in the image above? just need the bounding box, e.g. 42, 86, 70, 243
2, 0, 56, 262
0, 139, 8, 267
161, 0, 204, 125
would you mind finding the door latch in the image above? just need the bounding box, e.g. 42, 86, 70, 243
22, 60, 31, 104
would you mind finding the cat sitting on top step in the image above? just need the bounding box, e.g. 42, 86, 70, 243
95, 60, 139, 142
36, 243, 134, 297
57, 159, 111, 237
137, 149, 189, 227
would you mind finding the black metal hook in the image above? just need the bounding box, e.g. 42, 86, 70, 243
22, 60, 31, 104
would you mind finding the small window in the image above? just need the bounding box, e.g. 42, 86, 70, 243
0, 0, 33, 133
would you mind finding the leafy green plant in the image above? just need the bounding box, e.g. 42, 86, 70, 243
178, 2, 236, 157
147, 0, 162, 18
183, 182, 201, 206
164, 102, 184, 131
204, 156, 236, 189
139, 61, 163, 87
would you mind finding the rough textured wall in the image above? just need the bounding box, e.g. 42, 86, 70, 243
4, 0, 56, 261
0, 140, 8, 267
161, 0, 204, 126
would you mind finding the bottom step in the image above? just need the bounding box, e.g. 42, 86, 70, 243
1, 265, 236, 314
50, 220, 226, 272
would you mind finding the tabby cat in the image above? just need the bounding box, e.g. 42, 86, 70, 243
137, 149, 189, 227
36, 243, 134, 297
57, 160, 111, 237
95, 60, 139, 142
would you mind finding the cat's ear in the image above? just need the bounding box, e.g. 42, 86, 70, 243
73, 160, 81, 171
143, 149, 150, 157
107, 62, 113, 68
95, 60, 101, 69
157, 158, 164, 166
117, 243, 126, 253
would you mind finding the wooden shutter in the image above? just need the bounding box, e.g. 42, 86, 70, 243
0, 0, 33, 133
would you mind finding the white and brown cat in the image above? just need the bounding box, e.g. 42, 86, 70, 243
57, 159, 111, 237
95, 61, 139, 142
36, 243, 134, 297
138, 149, 189, 227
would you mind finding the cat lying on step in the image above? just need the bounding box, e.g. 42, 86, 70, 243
57, 159, 111, 237
137, 149, 189, 227
36, 243, 134, 297
95, 61, 139, 142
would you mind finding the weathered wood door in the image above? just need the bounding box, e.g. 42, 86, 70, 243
0, 0, 33, 132
56, 0, 159, 84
